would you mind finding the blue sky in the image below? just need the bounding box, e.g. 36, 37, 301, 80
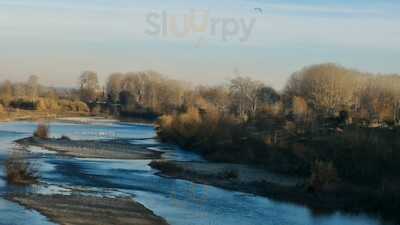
0, 0, 399, 88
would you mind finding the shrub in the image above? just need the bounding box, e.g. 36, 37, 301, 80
34, 123, 49, 139
0, 96, 12, 107
60, 135, 71, 140
309, 160, 339, 192
58, 100, 89, 112
156, 115, 174, 139
36, 98, 60, 111
156, 107, 203, 146
158, 115, 174, 130
149, 160, 184, 174
175, 107, 202, 139
218, 170, 239, 180
90, 105, 102, 115
10, 99, 37, 110
5, 153, 38, 185
74, 101, 90, 112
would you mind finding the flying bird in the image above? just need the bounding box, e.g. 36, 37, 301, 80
254, 8, 263, 14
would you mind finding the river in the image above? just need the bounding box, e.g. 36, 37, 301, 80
0, 121, 394, 225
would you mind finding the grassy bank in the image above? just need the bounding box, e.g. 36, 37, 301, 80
155, 108, 400, 222
0, 109, 90, 122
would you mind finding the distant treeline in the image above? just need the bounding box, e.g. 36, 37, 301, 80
0, 75, 89, 113
98, 63, 400, 125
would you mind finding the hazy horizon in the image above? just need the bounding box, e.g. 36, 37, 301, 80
1, 0, 399, 89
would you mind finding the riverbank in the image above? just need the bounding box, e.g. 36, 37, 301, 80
0, 110, 90, 122
16, 136, 163, 160
0, 111, 156, 128
56, 117, 156, 127
54, 116, 118, 124
149, 160, 399, 222
7, 194, 169, 225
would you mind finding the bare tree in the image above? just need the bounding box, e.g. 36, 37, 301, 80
122, 72, 147, 105
106, 73, 124, 103
79, 71, 100, 103
0, 80, 13, 106
285, 64, 360, 116
12, 83, 26, 98
229, 76, 264, 120
27, 75, 39, 100
197, 85, 231, 112
359, 75, 400, 123
111, 71, 186, 114
257, 86, 280, 106
0, 80, 13, 97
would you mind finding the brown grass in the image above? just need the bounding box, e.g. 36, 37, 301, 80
5, 153, 39, 185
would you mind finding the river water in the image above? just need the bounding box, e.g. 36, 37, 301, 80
0, 121, 394, 225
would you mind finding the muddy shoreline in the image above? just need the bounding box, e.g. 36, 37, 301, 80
7, 194, 169, 225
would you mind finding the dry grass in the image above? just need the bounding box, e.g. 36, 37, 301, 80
5, 152, 39, 185
34, 123, 49, 139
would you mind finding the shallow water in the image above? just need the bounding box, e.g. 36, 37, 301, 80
0, 121, 394, 225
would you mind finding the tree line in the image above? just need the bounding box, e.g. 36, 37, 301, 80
2, 64, 400, 190
0, 75, 88, 113
98, 63, 400, 126
2, 63, 399, 126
